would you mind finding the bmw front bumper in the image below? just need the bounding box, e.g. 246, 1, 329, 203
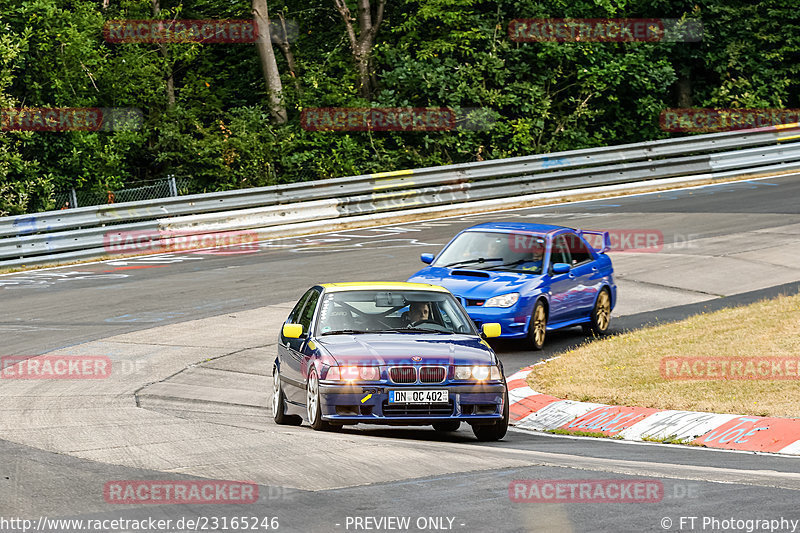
318, 381, 506, 425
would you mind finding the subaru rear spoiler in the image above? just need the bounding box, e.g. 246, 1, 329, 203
578, 230, 611, 254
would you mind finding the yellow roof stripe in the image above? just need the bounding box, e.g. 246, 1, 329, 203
320, 281, 450, 293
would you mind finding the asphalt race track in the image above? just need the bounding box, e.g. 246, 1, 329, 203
2, 175, 800, 533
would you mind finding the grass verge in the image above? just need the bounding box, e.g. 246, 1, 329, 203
526, 293, 800, 418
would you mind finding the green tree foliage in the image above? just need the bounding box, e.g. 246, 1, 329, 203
0, 0, 798, 215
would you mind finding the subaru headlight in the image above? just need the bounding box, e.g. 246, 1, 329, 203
484, 292, 520, 308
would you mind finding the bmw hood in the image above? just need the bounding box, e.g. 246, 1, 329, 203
408, 266, 544, 299
316, 333, 496, 366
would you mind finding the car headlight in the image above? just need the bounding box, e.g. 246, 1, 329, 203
326, 366, 380, 381
454, 365, 502, 381
484, 292, 520, 308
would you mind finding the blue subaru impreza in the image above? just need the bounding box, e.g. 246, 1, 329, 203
407, 222, 617, 349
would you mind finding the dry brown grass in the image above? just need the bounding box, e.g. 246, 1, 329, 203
527, 293, 800, 418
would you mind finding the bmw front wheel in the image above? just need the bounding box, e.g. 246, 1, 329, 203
306, 369, 337, 431
472, 388, 509, 441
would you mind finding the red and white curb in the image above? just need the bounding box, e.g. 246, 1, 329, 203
506, 367, 800, 455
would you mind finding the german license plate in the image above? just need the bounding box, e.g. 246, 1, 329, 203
389, 390, 448, 404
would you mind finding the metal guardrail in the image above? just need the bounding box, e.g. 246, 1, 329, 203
2, 124, 799, 268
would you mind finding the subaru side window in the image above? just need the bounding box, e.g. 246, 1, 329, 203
552, 236, 571, 266
567, 233, 593, 265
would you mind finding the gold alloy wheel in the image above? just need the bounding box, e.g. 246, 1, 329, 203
533, 303, 546, 346
595, 290, 611, 331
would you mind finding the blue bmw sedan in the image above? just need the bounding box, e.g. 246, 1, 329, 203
407, 222, 617, 350
272, 282, 509, 441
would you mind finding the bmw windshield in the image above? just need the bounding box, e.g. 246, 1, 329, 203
317, 290, 477, 335
433, 231, 546, 274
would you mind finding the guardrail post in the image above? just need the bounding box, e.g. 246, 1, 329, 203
70, 189, 79, 209
168, 176, 178, 197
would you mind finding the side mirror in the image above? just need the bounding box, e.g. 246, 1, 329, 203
481, 323, 501, 338
552, 263, 571, 274
282, 323, 303, 339
420, 253, 434, 264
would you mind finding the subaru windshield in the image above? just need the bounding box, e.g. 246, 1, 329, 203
433, 231, 546, 274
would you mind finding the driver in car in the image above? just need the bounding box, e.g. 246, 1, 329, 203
404, 302, 430, 325
523, 244, 544, 272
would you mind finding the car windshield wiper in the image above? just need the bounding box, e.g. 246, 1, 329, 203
486, 259, 540, 271
320, 329, 371, 336
371, 327, 450, 334
442, 257, 503, 268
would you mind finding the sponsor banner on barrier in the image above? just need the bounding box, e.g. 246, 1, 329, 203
661, 357, 800, 380
103, 480, 258, 504
515, 399, 606, 431
618, 410, 739, 442
660, 108, 800, 132
509, 479, 663, 503
562, 405, 660, 436
694, 416, 800, 453
508, 18, 702, 43
1, 355, 111, 379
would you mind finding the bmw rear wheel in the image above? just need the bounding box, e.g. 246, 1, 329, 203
272, 366, 301, 426
528, 300, 547, 351
472, 388, 509, 441
306, 369, 336, 431
584, 289, 611, 336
